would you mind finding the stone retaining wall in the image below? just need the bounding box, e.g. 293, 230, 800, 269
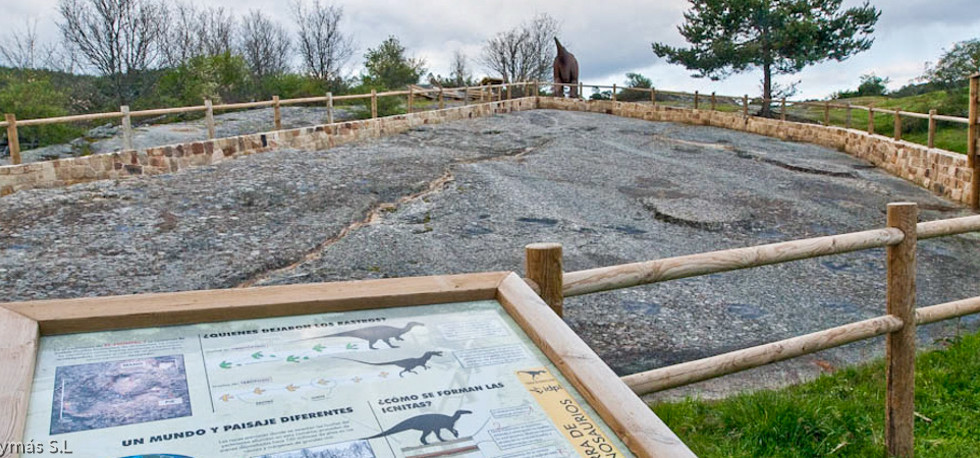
540, 98, 971, 204
1, 96, 969, 204
0, 98, 537, 196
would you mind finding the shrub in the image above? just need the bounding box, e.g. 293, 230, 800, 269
0, 70, 82, 148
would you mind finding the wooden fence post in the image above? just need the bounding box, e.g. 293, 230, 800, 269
326, 92, 334, 124
4, 114, 20, 165
612, 84, 617, 102
371, 90, 378, 118
846, 103, 853, 129
743, 95, 749, 118
525, 243, 564, 317
578, 81, 583, 100
273, 95, 282, 130
894, 109, 902, 141
439, 88, 445, 109
694, 91, 700, 110
969, 74, 979, 210
204, 99, 215, 140
652, 87, 657, 106
408, 87, 414, 114
780, 98, 786, 121
710, 92, 716, 111
868, 103, 875, 135
463, 86, 469, 106
121, 105, 134, 151
885, 202, 917, 458
927, 109, 936, 148
507, 84, 512, 101
824, 102, 830, 125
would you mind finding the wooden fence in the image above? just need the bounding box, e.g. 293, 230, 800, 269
5, 76, 976, 184
0, 81, 537, 166
523, 203, 980, 456
559, 75, 979, 209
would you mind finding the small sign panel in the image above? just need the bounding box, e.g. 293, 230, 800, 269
23, 300, 633, 457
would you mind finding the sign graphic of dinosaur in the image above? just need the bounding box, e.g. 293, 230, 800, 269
333, 351, 443, 377
518, 370, 547, 381
301, 322, 424, 350
366, 410, 472, 445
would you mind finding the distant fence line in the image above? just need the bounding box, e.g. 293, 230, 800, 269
0, 82, 537, 165
3, 77, 977, 168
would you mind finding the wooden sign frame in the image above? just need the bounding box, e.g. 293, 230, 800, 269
0, 271, 691, 458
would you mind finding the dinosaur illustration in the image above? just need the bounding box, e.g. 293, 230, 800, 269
519, 370, 547, 381
366, 410, 472, 445
553, 37, 579, 98
302, 322, 424, 350
334, 351, 443, 377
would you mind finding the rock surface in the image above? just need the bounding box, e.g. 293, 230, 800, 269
2, 109, 978, 400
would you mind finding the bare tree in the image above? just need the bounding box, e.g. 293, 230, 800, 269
481, 13, 559, 83
159, 2, 199, 68
198, 7, 235, 57
292, 0, 354, 83
449, 50, 472, 87
239, 9, 292, 80
0, 19, 63, 70
57, 0, 165, 103
159, 3, 236, 68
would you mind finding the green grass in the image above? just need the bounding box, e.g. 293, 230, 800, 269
652, 331, 980, 457
788, 90, 970, 154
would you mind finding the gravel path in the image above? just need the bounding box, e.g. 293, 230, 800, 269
3, 109, 978, 399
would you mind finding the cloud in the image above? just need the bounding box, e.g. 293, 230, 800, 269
6, 0, 980, 99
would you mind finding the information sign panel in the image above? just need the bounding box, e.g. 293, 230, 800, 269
0, 272, 692, 458
24, 300, 629, 457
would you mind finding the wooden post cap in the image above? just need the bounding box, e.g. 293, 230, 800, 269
526, 242, 562, 250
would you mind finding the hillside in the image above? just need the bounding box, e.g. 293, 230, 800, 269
789, 87, 971, 153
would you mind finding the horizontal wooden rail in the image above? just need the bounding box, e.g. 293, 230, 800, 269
622, 315, 903, 395
131, 105, 206, 117
563, 228, 904, 297
277, 95, 329, 105
753, 99, 970, 125
916, 296, 980, 324
616, 292, 980, 395
933, 114, 970, 124
214, 100, 277, 110
917, 214, 980, 239
332, 94, 368, 101
16, 111, 123, 126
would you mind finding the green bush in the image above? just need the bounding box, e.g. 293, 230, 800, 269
617, 72, 654, 102
256, 74, 335, 100
156, 52, 251, 106
350, 83, 404, 118
0, 71, 82, 148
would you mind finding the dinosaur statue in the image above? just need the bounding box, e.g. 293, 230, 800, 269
302, 322, 424, 350
333, 351, 443, 377
366, 410, 472, 445
553, 37, 579, 98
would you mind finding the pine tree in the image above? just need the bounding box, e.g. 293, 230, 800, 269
652, 0, 880, 116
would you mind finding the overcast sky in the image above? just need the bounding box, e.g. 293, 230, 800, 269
7, 0, 980, 99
